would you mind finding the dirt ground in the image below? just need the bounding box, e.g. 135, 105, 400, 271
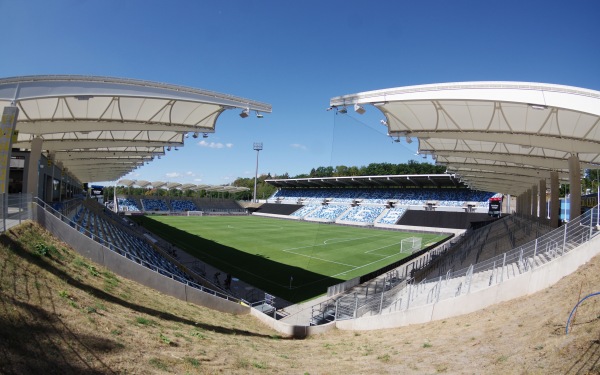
0, 221, 598, 374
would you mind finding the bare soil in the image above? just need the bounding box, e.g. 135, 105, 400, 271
0, 221, 598, 374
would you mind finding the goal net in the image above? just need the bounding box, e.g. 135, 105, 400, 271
400, 237, 422, 254
187, 211, 204, 216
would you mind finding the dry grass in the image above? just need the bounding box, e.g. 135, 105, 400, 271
0, 221, 599, 374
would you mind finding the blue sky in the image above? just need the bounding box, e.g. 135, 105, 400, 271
2, 0, 599, 186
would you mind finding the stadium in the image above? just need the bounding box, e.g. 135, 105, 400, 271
1, 75, 599, 373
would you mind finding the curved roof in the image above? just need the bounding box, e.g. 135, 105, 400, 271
116, 179, 250, 193
0, 75, 271, 183
266, 174, 462, 189
330, 81, 600, 195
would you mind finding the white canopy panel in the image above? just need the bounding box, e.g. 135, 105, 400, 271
0, 75, 271, 183
331, 81, 600, 195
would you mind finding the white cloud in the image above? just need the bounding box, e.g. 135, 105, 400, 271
166, 172, 181, 178
193, 178, 203, 182
185, 171, 195, 177
290, 143, 307, 150
198, 140, 233, 149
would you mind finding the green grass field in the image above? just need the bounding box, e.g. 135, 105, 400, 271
133, 215, 448, 303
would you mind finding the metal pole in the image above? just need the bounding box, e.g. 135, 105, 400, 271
252, 142, 263, 203
562, 222, 568, 255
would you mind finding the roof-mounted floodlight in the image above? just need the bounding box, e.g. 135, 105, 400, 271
326, 106, 334, 111
354, 104, 366, 114
167, 146, 171, 151
203, 133, 209, 138
406, 136, 412, 144
192, 132, 199, 138
256, 111, 264, 118
239, 108, 250, 118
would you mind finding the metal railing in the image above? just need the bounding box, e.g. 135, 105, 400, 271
32, 198, 243, 304
310, 206, 599, 324
0, 193, 33, 232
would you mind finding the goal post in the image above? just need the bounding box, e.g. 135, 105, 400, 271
187, 211, 204, 216
400, 236, 422, 254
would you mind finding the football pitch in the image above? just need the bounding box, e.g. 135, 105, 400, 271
134, 215, 449, 303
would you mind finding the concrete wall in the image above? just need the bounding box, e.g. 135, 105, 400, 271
336, 234, 600, 331
33, 204, 248, 316
250, 308, 336, 338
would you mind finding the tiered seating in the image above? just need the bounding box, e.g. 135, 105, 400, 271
377, 207, 407, 225
141, 198, 169, 211
338, 206, 385, 224
291, 205, 319, 218
271, 188, 494, 207
72, 202, 193, 283
305, 204, 348, 222
170, 199, 198, 212
117, 198, 140, 212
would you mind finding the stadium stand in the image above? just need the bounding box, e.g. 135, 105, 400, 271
70, 200, 194, 283
337, 205, 385, 225
377, 207, 407, 225
270, 188, 494, 207
305, 204, 349, 222
117, 197, 140, 212
170, 199, 199, 212
141, 198, 169, 211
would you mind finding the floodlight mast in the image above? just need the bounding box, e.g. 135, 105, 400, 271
253, 142, 263, 203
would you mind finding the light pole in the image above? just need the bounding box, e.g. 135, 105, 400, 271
253, 142, 263, 203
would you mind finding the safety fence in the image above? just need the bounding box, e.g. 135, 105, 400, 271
311, 206, 599, 325
0, 193, 33, 232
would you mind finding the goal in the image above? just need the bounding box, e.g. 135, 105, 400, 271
400, 237, 422, 254
186, 211, 204, 216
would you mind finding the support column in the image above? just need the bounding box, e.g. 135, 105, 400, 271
539, 178, 547, 221
531, 184, 538, 218
525, 189, 531, 216
549, 171, 560, 228
568, 154, 581, 221
26, 136, 43, 197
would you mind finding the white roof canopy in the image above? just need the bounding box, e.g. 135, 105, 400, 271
116, 179, 250, 193
0, 75, 271, 183
331, 81, 600, 195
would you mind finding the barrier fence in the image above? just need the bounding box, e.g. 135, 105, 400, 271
0, 193, 33, 232
311, 206, 599, 325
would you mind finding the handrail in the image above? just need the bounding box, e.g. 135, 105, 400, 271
34, 198, 242, 304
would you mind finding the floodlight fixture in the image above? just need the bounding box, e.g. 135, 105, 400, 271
203, 133, 209, 138
530, 104, 548, 110
406, 136, 412, 144
192, 132, 199, 138
239, 108, 250, 118
338, 106, 348, 114
185, 133, 189, 138
256, 111, 264, 118
354, 103, 366, 114
326, 106, 334, 111
167, 146, 171, 151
